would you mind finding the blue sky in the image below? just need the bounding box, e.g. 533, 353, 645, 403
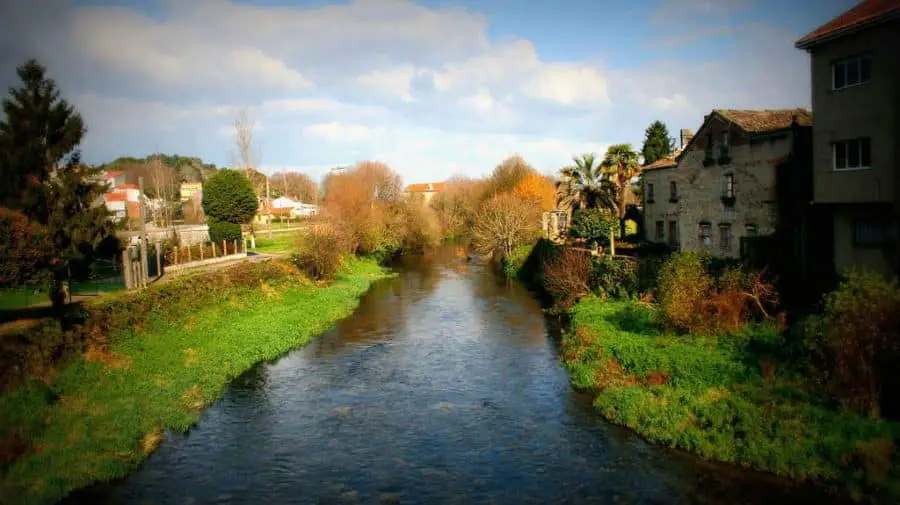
1, 0, 856, 184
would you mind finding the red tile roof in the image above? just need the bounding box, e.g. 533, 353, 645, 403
796, 0, 900, 48
715, 108, 813, 133
406, 182, 446, 193
114, 184, 140, 190
105, 192, 127, 202
105, 171, 125, 178
643, 156, 677, 171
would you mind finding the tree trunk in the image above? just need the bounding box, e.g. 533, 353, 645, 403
49, 271, 68, 316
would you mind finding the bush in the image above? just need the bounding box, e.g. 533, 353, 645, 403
656, 252, 711, 333
207, 220, 242, 244
569, 208, 619, 246
591, 256, 638, 299
202, 169, 258, 225
291, 226, 348, 281
541, 247, 593, 310
805, 269, 900, 419
0, 208, 51, 287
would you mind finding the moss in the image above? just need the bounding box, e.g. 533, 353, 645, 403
565, 298, 900, 501
0, 258, 391, 505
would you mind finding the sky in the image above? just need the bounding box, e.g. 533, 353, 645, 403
0, 0, 857, 184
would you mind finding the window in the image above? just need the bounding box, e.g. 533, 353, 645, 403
853, 218, 898, 247
669, 181, 678, 201
745, 224, 758, 237
832, 54, 872, 90
719, 224, 732, 252
699, 223, 711, 248
668, 221, 678, 246
655, 221, 664, 240
833, 138, 872, 170
647, 183, 655, 202
719, 132, 731, 156
723, 174, 735, 198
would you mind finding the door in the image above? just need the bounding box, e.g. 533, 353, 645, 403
668, 221, 678, 247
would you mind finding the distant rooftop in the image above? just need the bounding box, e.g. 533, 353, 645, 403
796, 0, 900, 49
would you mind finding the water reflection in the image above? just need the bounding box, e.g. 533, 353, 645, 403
66, 245, 845, 505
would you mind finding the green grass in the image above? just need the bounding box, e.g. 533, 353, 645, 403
0, 283, 126, 310
0, 257, 391, 505
564, 298, 900, 500
252, 232, 301, 254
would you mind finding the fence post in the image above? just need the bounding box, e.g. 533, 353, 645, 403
155, 241, 162, 279
251, 235, 256, 250
187, 245, 192, 263
213, 242, 217, 258
222, 240, 227, 257
200, 242, 204, 261
123, 249, 133, 290
233, 239, 238, 255
139, 238, 149, 288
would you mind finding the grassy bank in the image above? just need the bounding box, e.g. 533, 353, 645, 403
0, 257, 391, 505
563, 298, 900, 501
252, 232, 300, 254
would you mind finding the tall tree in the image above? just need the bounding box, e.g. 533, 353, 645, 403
0, 59, 86, 219
602, 144, 642, 248
557, 153, 617, 211
641, 120, 675, 165
0, 59, 114, 311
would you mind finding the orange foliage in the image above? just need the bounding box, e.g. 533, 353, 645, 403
513, 172, 557, 211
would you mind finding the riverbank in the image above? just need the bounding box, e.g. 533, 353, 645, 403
563, 297, 900, 502
0, 257, 391, 505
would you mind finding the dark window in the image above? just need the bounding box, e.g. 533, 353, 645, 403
655, 220, 664, 240
647, 183, 654, 200
853, 219, 898, 246
833, 138, 872, 170
668, 221, 678, 246
833, 54, 872, 90
723, 174, 735, 198
719, 224, 732, 252
745, 224, 758, 237
670, 181, 677, 200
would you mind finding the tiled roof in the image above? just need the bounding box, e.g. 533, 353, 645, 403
115, 184, 140, 190
715, 108, 812, 133
406, 182, 446, 193
105, 192, 127, 202
105, 171, 125, 178
643, 157, 677, 171
796, 0, 900, 48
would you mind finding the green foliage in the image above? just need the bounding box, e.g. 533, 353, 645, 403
207, 220, 242, 244
97, 154, 218, 184
0, 258, 391, 504
201, 170, 258, 224
558, 154, 618, 212
564, 299, 900, 500
591, 257, 638, 299
640, 120, 675, 165
292, 227, 348, 281
804, 269, 900, 419
0, 208, 51, 287
0, 59, 85, 218
568, 208, 618, 246
601, 144, 641, 219
656, 252, 711, 333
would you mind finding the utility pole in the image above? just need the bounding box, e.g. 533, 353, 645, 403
266, 175, 272, 238
138, 176, 149, 286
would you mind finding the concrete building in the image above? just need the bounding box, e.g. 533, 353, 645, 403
404, 182, 445, 204
795, 0, 900, 276
644, 109, 813, 259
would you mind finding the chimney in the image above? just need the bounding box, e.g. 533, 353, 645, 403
680, 128, 694, 149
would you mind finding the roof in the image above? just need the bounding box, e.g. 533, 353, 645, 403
796, 0, 900, 49
105, 192, 127, 202
714, 108, 813, 133
115, 184, 140, 190
105, 171, 125, 178
268, 207, 293, 216
406, 182, 446, 193
643, 156, 678, 172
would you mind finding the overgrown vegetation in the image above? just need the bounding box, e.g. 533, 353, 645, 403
0, 258, 391, 505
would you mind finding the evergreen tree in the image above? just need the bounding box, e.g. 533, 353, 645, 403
0, 59, 86, 220
0, 59, 113, 312
640, 120, 675, 166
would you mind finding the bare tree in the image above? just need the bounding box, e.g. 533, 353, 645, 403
233, 108, 255, 178
146, 154, 177, 227
471, 193, 541, 258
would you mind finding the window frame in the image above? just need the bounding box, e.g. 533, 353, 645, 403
655, 220, 664, 240
699, 222, 712, 248
723, 173, 735, 198
647, 182, 655, 201
832, 54, 872, 91
669, 180, 678, 202
832, 137, 872, 171
718, 223, 732, 252
852, 218, 898, 247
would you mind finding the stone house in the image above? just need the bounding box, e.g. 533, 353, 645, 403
654, 109, 813, 259
642, 129, 692, 247
404, 182, 446, 204
795, 0, 900, 276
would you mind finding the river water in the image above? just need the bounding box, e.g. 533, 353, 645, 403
67, 246, 843, 505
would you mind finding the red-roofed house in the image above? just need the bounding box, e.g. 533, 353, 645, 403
795, 0, 900, 276
404, 182, 446, 204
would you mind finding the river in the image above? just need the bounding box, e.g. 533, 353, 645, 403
67, 246, 843, 505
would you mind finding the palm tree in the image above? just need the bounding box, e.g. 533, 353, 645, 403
557, 153, 617, 211
602, 144, 642, 235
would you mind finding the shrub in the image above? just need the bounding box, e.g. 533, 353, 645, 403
471, 193, 541, 258
591, 256, 638, 299
568, 208, 619, 246
207, 220, 242, 244
291, 226, 348, 281
541, 247, 592, 310
656, 252, 711, 333
201, 169, 258, 225
398, 201, 440, 252
804, 269, 900, 419
0, 208, 51, 287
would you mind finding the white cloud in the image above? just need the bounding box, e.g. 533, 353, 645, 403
303, 122, 382, 142
356, 65, 420, 102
